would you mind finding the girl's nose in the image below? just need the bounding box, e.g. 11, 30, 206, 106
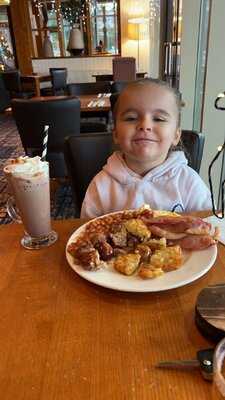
137, 115, 152, 131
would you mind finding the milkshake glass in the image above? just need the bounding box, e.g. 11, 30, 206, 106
4, 156, 58, 249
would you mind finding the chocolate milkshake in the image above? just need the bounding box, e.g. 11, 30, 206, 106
4, 156, 58, 249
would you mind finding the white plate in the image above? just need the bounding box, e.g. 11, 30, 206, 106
66, 216, 218, 293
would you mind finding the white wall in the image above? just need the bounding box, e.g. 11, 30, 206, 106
32, 56, 114, 83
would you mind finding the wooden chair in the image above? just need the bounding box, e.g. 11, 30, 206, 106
112, 57, 136, 81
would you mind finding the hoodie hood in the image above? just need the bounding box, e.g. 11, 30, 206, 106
102, 151, 188, 185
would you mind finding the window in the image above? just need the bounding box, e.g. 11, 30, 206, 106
29, 0, 120, 58
89, 0, 119, 55
0, 5, 15, 69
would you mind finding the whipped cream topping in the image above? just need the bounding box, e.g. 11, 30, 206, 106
4, 156, 49, 178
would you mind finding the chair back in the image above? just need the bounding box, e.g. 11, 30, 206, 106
49, 68, 68, 95
110, 92, 119, 112
11, 96, 80, 178
64, 133, 114, 213
2, 70, 22, 94
67, 81, 111, 96
181, 130, 205, 173
113, 57, 136, 81
111, 80, 132, 93
0, 73, 10, 111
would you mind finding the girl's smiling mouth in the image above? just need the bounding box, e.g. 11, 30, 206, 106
132, 137, 159, 143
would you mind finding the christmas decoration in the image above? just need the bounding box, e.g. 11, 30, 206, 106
0, 32, 13, 69
61, 0, 86, 26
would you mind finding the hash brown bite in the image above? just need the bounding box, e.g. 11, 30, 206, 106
150, 245, 183, 272
138, 264, 164, 279
114, 253, 141, 276
124, 219, 150, 241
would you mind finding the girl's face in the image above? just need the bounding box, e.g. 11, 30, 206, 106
113, 83, 181, 175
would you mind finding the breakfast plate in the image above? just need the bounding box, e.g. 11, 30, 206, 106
66, 215, 218, 293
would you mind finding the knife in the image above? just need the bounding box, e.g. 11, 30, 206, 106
156, 348, 214, 380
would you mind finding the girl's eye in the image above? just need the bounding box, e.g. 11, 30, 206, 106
124, 115, 138, 121
153, 116, 167, 122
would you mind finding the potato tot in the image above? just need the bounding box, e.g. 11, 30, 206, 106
150, 245, 183, 272
114, 253, 141, 276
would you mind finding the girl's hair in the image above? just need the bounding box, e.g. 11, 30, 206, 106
113, 77, 182, 128
112, 77, 184, 153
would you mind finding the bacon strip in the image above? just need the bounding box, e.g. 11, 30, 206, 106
141, 215, 217, 250
141, 215, 211, 233
168, 235, 216, 250
148, 225, 187, 240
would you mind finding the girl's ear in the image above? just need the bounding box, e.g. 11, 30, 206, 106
172, 128, 181, 146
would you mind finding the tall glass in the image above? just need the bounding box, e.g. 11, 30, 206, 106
213, 338, 225, 399
4, 156, 58, 249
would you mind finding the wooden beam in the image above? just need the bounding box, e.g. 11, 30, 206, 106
10, 0, 33, 73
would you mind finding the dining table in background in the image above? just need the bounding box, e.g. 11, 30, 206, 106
21, 74, 51, 97
78, 94, 111, 113
92, 72, 147, 81
0, 214, 224, 400
29, 94, 111, 114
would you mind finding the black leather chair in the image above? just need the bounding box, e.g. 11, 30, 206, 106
181, 130, 205, 173
0, 73, 10, 111
111, 81, 133, 93
64, 130, 205, 214
110, 92, 119, 112
67, 81, 111, 96
68, 81, 112, 132
2, 70, 34, 99
11, 96, 81, 178
64, 133, 114, 215
41, 68, 68, 96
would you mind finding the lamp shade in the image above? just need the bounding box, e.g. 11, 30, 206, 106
67, 27, 84, 56
0, 0, 10, 4
128, 23, 139, 40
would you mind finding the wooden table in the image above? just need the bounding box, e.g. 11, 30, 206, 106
78, 94, 110, 112
0, 218, 224, 400
29, 94, 111, 113
21, 74, 51, 97
92, 72, 147, 81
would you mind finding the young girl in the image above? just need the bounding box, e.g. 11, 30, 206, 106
81, 78, 211, 218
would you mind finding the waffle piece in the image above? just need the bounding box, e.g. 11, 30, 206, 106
114, 253, 141, 276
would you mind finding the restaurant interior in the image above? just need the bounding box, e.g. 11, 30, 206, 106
0, 1, 225, 399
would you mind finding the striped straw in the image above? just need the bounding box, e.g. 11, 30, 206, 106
41, 125, 49, 161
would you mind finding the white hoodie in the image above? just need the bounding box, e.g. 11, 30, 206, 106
80, 151, 212, 218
